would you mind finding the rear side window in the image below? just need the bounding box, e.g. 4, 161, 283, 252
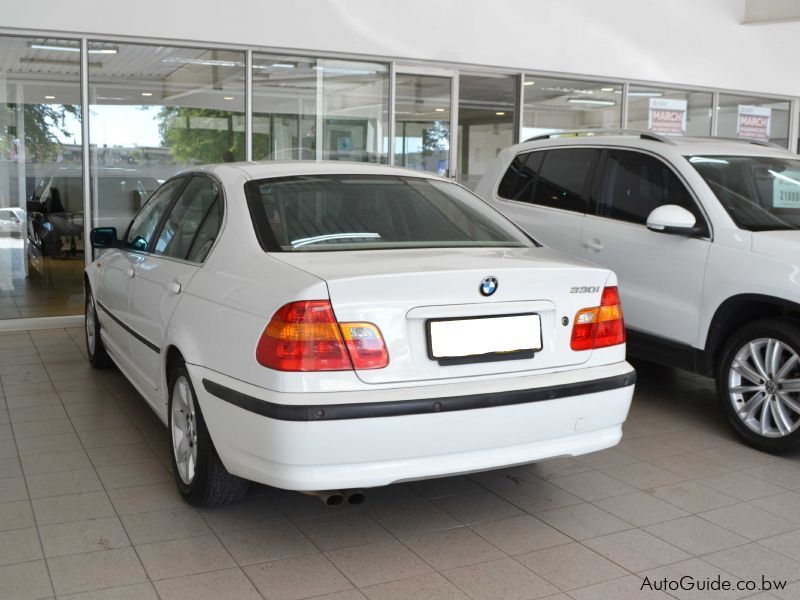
245, 174, 533, 252
497, 152, 544, 202
532, 148, 596, 213
598, 150, 706, 233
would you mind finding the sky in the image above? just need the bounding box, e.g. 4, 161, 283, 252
58, 104, 163, 147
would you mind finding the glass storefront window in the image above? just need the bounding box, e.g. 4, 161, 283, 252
457, 74, 516, 190
522, 76, 622, 140
0, 36, 84, 319
717, 93, 791, 148
252, 55, 388, 162
88, 43, 246, 235
627, 86, 712, 136
395, 74, 452, 175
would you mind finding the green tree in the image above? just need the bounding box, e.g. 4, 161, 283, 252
0, 103, 79, 163
157, 106, 245, 164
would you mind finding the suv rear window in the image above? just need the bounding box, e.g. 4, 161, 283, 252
245, 175, 533, 252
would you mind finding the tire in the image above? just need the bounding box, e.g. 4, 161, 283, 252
168, 360, 249, 506
85, 287, 112, 368
717, 318, 800, 454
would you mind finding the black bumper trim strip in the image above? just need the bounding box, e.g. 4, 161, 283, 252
202, 370, 636, 422
96, 301, 160, 354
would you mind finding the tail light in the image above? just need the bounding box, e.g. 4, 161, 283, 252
570, 286, 625, 351
256, 300, 389, 371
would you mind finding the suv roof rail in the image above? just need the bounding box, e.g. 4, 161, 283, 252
523, 129, 677, 145
694, 135, 786, 150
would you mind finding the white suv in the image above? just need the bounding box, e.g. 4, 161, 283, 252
476, 131, 800, 453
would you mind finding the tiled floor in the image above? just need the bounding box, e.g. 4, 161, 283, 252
1, 328, 800, 599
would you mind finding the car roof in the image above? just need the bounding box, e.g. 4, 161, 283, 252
187, 160, 450, 182
512, 131, 796, 159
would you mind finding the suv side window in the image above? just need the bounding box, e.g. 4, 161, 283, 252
153, 176, 222, 262
531, 148, 597, 213
598, 149, 707, 234
497, 151, 543, 202
125, 177, 185, 252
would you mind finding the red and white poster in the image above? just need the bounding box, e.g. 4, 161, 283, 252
648, 98, 687, 136
737, 105, 771, 142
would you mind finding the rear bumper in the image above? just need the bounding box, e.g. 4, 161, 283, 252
189, 361, 635, 490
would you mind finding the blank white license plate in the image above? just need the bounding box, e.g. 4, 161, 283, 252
429, 314, 542, 359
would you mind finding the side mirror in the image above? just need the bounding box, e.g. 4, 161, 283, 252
646, 205, 702, 236
90, 227, 118, 249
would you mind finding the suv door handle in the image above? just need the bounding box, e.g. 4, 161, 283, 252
582, 238, 604, 252
125, 268, 135, 278
166, 281, 182, 295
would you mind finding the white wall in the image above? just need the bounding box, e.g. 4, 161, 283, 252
5, 0, 800, 98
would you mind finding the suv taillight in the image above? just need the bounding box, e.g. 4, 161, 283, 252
256, 300, 389, 371
570, 286, 625, 351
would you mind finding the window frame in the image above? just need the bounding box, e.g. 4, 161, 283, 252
589, 147, 713, 240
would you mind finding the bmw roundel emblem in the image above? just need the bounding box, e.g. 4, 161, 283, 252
479, 276, 498, 297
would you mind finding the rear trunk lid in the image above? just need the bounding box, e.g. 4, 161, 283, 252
271, 247, 612, 384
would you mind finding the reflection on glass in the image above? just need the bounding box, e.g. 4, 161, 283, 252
627, 86, 711, 137
0, 36, 84, 319
716, 93, 791, 148
252, 55, 388, 162
88, 43, 245, 235
522, 76, 622, 140
458, 74, 516, 189
395, 74, 451, 175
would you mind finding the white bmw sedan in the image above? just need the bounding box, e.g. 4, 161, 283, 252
84, 162, 635, 506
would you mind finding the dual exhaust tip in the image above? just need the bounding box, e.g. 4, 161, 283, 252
312, 490, 366, 506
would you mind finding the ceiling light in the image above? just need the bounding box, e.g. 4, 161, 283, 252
270, 63, 295, 69
496, 111, 506, 116
44, 95, 55, 100
161, 57, 241, 68
567, 98, 616, 106
20, 57, 102, 68
523, 80, 535, 86
435, 108, 446, 112
600, 87, 615, 92
141, 92, 153, 97
223, 96, 234, 100
628, 91, 664, 97
29, 42, 118, 54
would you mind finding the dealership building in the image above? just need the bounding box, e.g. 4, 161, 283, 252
0, 0, 798, 328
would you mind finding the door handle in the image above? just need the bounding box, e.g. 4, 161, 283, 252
582, 238, 604, 252
125, 268, 135, 278
166, 281, 182, 295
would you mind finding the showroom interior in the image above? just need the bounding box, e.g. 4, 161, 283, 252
2, 0, 800, 599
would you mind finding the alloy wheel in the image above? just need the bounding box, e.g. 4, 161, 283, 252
728, 337, 800, 438
171, 375, 199, 484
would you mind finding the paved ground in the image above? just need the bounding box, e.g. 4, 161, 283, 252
1, 328, 800, 599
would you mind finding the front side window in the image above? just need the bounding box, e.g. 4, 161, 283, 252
598, 150, 706, 233
689, 155, 800, 231
154, 176, 222, 261
125, 177, 185, 251
245, 175, 533, 252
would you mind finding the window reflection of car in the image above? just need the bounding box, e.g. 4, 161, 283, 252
0, 207, 25, 237
27, 168, 160, 256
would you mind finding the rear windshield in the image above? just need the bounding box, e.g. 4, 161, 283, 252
688, 155, 800, 231
245, 175, 533, 252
